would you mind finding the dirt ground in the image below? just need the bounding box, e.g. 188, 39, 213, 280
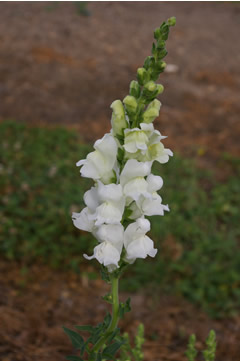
0, 2, 240, 161
0, 2, 240, 361
0, 260, 240, 361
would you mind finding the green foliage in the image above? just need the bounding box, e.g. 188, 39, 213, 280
1, 121, 240, 317
186, 331, 216, 361
64, 312, 125, 361
117, 324, 145, 361
185, 334, 198, 361
203, 330, 217, 361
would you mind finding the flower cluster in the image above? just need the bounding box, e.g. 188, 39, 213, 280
72, 18, 176, 272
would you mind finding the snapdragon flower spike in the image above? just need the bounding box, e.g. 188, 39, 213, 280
73, 17, 176, 272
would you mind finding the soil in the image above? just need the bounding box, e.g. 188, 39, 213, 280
0, 2, 240, 361
0, 260, 240, 361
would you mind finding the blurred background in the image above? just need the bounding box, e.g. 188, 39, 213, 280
0, 2, 240, 361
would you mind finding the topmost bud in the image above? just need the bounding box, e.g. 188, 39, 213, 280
167, 17, 176, 27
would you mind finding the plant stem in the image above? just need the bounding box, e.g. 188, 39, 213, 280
91, 275, 119, 356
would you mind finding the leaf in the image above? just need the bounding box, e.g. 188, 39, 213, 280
119, 298, 131, 319
66, 356, 83, 361
75, 325, 94, 333
105, 327, 120, 344
63, 327, 84, 349
102, 292, 113, 304
102, 340, 125, 359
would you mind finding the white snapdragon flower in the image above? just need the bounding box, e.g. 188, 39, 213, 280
120, 159, 152, 203
84, 224, 124, 272
76, 133, 118, 184
72, 182, 125, 230
128, 174, 170, 219
124, 218, 157, 263
124, 123, 173, 164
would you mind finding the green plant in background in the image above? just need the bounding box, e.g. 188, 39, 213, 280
186, 330, 216, 361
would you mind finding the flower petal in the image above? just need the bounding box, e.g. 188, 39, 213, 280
83, 187, 99, 211
72, 208, 94, 232
123, 177, 149, 201
84, 241, 121, 271
120, 159, 152, 187
97, 182, 123, 202
94, 201, 124, 226
95, 224, 124, 252
147, 174, 163, 193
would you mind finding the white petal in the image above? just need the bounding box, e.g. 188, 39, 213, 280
97, 182, 123, 202
94, 133, 118, 169
83, 187, 99, 211
72, 208, 94, 232
84, 241, 121, 270
147, 174, 163, 193
120, 159, 152, 187
95, 224, 124, 252
125, 235, 157, 262
124, 218, 150, 248
156, 148, 173, 164
79, 151, 105, 179
123, 177, 149, 201
142, 194, 169, 216
94, 201, 124, 226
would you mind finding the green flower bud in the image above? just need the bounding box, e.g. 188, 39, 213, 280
154, 27, 161, 40
142, 99, 161, 124
156, 84, 164, 95
144, 81, 157, 92
167, 16, 176, 27
123, 95, 138, 114
110, 100, 128, 136
137, 67, 148, 85
130, 80, 141, 98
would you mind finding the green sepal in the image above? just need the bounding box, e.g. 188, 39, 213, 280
119, 297, 131, 319
66, 356, 83, 361
63, 327, 85, 350
117, 147, 125, 163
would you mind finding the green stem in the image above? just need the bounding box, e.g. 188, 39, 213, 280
91, 275, 119, 356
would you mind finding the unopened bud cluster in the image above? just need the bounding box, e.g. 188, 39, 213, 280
72, 18, 176, 272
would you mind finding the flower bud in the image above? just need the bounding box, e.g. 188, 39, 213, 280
137, 67, 148, 85
167, 16, 176, 27
154, 28, 161, 40
156, 84, 164, 95
144, 81, 157, 93
129, 80, 141, 98
110, 100, 128, 137
123, 95, 138, 114
142, 99, 161, 124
